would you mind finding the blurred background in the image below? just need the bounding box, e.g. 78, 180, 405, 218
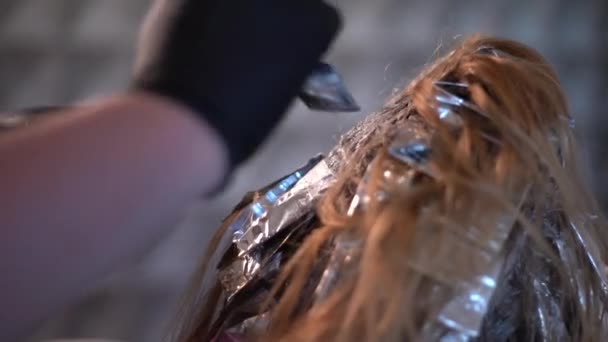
0, 0, 605, 340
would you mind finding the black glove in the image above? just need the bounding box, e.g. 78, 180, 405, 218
132, 0, 342, 168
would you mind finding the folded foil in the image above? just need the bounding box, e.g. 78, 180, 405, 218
422, 256, 504, 341
211, 216, 320, 338
226, 312, 271, 336
231, 155, 333, 255
410, 200, 520, 339
348, 120, 432, 216
433, 81, 468, 129
388, 127, 436, 177
219, 155, 335, 298
569, 217, 608, 297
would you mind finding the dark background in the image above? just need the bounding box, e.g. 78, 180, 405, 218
0, 0, 605, 340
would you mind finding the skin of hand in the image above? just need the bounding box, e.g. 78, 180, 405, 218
0, 93, 227, 340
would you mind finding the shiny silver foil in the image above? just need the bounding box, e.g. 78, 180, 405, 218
476, 46, 511, 58
226, 312, 271, 336
433, 81, 468, 128
479, 210, 570, 342
421, 257, 505, 341
347, 120, 432, 216
219, 155, 335, 298
219, 254, 266, 296
231, 155, 333, 255
388, 126, 436, 177
569, 217, 608, 295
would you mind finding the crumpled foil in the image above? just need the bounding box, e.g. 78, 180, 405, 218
210, 215, 319, 338
230, 155, 332, 255
219, 155, 335, 298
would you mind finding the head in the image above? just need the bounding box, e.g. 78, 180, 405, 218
175, 35, 608, 341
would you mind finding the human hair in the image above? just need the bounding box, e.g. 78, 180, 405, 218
172, 35, 608, 341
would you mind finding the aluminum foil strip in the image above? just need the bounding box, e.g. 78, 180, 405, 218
226, 312, 271, 336
231, 155, 333, 255
516, 213, 569, 342
213, 215, 320, 337
548, 215, 588, 313
569, 217, 608, 298
219, 156, 334, 297
414, 210, 520, 341
347, 121, 433, 216
410, 215, 513, 281
432, 80, 492, 123
430, 263, 502, 341
476, 216, 572, 342
433, 81, 468, 129
476, 46, 511, 58
219, 212, 318, 302
388, 128, 436, 177
542, 257, 573, 340
414, 194, 525, 340
543, 206, 608, 317
219, 252, 278, 297
530, 277, 568, 342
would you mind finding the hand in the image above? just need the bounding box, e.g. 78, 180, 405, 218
132, 0, 342, 168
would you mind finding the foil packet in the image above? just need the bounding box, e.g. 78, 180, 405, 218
217, 155, 334, 295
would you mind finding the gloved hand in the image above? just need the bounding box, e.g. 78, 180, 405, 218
132, 0, 342, 169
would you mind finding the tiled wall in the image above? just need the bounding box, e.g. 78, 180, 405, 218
1, 0, 605, 341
